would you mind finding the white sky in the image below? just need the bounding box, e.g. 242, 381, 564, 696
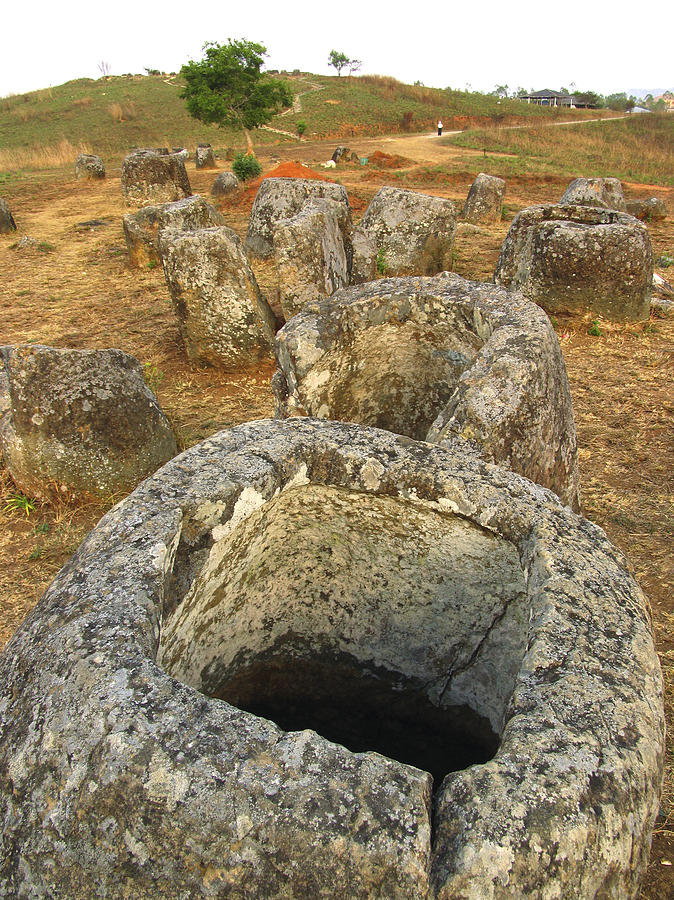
1, 0, 671, 99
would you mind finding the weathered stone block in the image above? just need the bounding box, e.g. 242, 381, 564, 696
463, 172, 506, 223
350, 229, 378, 284
625, 196, 668, 221
560, 176, 626, 210
211, 171, 240, 198
0, 344, 178, 500
121, 148, 192, 205
274, 198, 350, 319
0, 198, 17, 233
74, 153, 105, 180
160, 226, 276, 369
274, 274, 580, 509
0, 419, 663, 899
195, 143, 216, 169
246, 177, 351, 259
354, 186, 456, 276
494, 203, 653, 321
122, 195, 224, 267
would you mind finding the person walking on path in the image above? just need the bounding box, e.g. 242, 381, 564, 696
437, 120, 443, 136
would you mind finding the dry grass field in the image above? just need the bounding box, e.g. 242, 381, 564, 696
1, 130, 673, 896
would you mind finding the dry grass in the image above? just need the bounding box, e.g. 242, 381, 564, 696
0, 138, 94, 170
108, 100, 137, 122
0, 142, 673, 895
453, 115, 674, 185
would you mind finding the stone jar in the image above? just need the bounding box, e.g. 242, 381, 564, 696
0, 419, 664, 899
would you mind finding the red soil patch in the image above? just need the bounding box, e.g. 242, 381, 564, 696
230, 161, 336, 212
371, 150, 412, 168
248, 161, 334, 191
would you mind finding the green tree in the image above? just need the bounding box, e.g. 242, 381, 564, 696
572, 90, 604, 108
180, 39, 293, 154
605, 92, 636, 112
328, 50, 351, 76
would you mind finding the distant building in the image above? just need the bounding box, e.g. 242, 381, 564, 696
519, 89, 575, 107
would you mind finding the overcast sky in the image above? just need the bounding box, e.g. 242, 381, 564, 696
2, 0, 670, 99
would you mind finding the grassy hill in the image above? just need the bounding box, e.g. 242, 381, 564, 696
452, 113, 674, 186
0, 71, 603, 171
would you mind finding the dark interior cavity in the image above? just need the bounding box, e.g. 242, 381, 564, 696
159, 483, 527, 782
209, 653, 499, 784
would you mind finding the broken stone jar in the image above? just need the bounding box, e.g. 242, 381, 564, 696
0, 419, 664, 899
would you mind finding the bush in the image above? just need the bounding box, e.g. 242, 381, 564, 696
232, 152, 262, 181
296, 120, 307, 137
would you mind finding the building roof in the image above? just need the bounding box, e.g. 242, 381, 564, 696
523, 89, 573, 100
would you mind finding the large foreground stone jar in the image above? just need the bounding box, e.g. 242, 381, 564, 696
0, 419, 664, 898
494, 204, 653, 321
0, 344, 178, 500
274, 275, 581, 510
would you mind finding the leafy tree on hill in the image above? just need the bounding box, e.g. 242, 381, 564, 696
180, 39, 293, 154
328, 50, 361, 77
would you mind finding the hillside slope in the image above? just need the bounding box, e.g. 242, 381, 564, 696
0, 71, 598, 166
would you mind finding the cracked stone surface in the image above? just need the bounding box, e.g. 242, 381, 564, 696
74, 153, 105, 180
274, 198, 351, 319
494, 203, 653, 321
560, 177, 627, 211
159, 226, 276, 369
245, 177, 352, 259
195, 144, 216, 169
352, 186, 457, 278
211, 171, 240, 198
0, 344, 178, 500
123, 195, 225, 267
0, 418, 663, 898
274, 274, 581, 510
121, 149, 192, 206
463, 173, 506, 224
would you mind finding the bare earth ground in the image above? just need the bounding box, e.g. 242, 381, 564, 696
1, 131, 673, 897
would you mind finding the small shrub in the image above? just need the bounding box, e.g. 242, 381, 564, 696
588, 320, 602, 336
376, 246, 387, 275
232, 152, 262, 182
4, 494, 36, 517
296, 121, 307, 137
